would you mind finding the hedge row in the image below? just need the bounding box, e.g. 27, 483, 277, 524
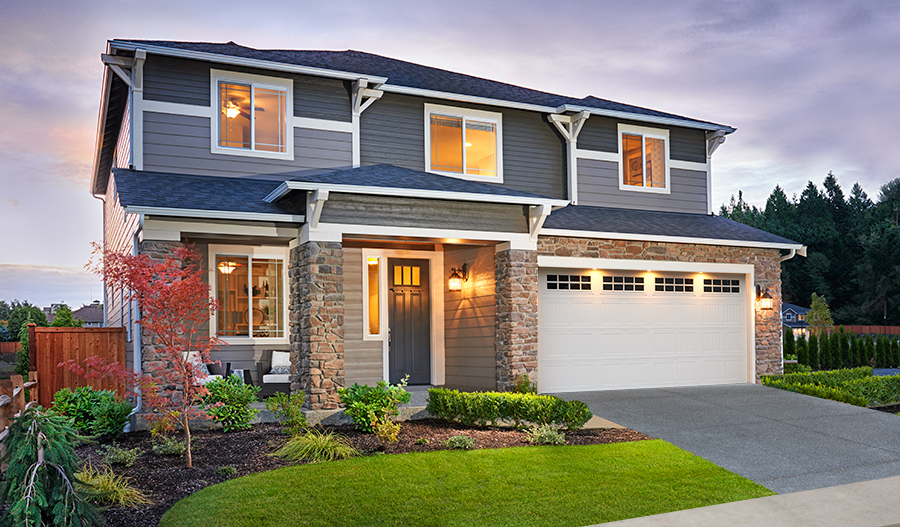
789, 328, 900, 370
426, 389, 592, 430
762, 366, 900, 407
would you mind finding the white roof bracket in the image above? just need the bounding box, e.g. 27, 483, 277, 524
307, 189, 330, 229
529, 204, 552, 241
352, 78, 384, 115
548, 111, 589, 143
707, 130, 727, 157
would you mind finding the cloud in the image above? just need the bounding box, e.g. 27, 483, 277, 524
3, 199, 21, 208
0, 264, 103, 309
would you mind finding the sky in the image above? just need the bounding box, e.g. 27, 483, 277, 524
1, 0, 898, 309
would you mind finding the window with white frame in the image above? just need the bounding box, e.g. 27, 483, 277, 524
618, 124, 670, 193
211, 246, 288, 340
212, 70, 292, 160
425, 104, 502, 182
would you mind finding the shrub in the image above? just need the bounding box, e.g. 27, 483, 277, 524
796, 333, 809, 368
837, 327, 850, 368
152, 436, 186, 457
265, 391, 308, 435
512, 373, 537, 394
0, 407, 103, 526
51, 386, 133, 439
784, 362, 812, 374
843, 375, 900, 406
202, 374, 261, 432
338, 376, 410, 432
101, 444, 142, 467
76, 463, 152, 508
760, 367, 896, 407
808, 333, 820, 370
783, 329, 795, 362
150, 410, 180, 438
445, 435, 475, 450
526, 424, 566, 445
876, 335, 889, 368
413, 438, 429, 445
371, 412, 402, 443
272, 429, 358, 462
218, 466, 237, 476
426, 389, 592, 430
819, 333, 833, 370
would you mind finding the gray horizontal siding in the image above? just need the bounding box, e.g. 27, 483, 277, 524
143, 55, 352, 122
577, 159, 708, 214
143, 112, 351, 177
344, 248, 384, 386
359, 93, 565, 199
320, 193, 529, 233
577, 116, 708, 163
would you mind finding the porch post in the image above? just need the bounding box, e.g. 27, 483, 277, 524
290, 241, 345, 410
495, 247, 539, 391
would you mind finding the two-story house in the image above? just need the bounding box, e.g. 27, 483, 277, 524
90, 40, 805, 412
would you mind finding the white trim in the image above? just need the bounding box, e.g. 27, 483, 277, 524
125, 206, 304, 223
143, 100, 211, 118
618, 123, 671, 195
264, 180, 567, 208
706, 157, 714, 215
549, 112, 589, 204
293, 116, 354, 133
142, 217, 301, 242
539, 228, 806, 251
307, 189, 329, 229
110, 40, 389, 84
208, 244, 290, 345
669, 159, 708, 172
424, 103, 504, 183
359, 248, 445, 385
210, 69, 294, 161
574, 149, 619, 163
351, 113, 361, 167
131, 50, 145, 171
360, 252, 384, 341
302, 222, 537, 250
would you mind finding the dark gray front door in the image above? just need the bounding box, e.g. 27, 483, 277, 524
388, 258, 431, 384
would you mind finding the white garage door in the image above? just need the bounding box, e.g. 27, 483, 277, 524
539, 269, 749, 393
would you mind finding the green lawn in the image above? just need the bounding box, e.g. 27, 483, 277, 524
161, 440, 773, 527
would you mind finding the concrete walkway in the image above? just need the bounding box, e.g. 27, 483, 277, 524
595, 476, 900, 527
557, 384, 900, 494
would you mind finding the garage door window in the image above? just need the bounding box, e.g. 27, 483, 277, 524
602, 276, 644, 291
655, 277, 694, 292
546, 274, 591, 290
704, 279, 740, 293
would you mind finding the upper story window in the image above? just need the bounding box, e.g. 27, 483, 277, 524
210, 244, 288, 342
618, 124, 670, 194
211, 70, 293, 160
425, 103, 502, 182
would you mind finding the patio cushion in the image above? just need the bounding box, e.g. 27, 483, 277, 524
269, 364, 290, 375
271, 351, 291, 368
262, 373, 290, 384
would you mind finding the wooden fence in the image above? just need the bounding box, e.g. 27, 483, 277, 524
0, 342, 18, 355
0, 373, 39, 469
28, 326, 126, 407
844, 325, 900, 336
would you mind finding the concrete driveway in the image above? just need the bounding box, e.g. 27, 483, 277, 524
557, 384, 900, 494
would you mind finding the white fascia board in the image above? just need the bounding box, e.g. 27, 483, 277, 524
109, 41, 388, 84
539, 255, 754, 274
90, 66, 114, 195
307, 222, 537, 250
125, 206, 304, 223
539, 228, 806, 252
264, 181, 569, 208
556, 104, 736, 134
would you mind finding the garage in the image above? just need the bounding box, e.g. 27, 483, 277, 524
538, 267, 751, 393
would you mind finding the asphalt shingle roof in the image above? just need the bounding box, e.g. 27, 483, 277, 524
543, 205, 802, 246
281, 164, 558, 201
112, 168, 303, 216
116, 40, 731, 130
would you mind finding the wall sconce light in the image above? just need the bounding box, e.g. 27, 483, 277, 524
756, 285, 773, 310
218, 261, 237, 274
449, 263, 469, 292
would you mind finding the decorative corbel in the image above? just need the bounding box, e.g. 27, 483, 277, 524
307, 189, 329, 229
352, 78, 384, 115
706, 130, 727, 157
547, 111, 590, 143
528, 204, 552, 241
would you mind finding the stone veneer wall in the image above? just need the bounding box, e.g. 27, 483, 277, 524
537, 237, 784, 379
290, 241, 345, 410
495, 248, 539, 391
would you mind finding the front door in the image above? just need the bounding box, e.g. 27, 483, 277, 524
388, 258, 431, 384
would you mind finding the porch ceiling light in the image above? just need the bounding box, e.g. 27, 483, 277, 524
224, 100, 241, 119
756, 284, 773, 310
449, 263, 469, 292
218, 261, 237, 274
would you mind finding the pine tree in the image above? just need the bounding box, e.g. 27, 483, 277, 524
875, 334, 887, 368
837, 326, 850, 368
848, 333, 860, 367
808, 333, 820, 370
866, 335, 876, 367
796, 332, 809, 367
819, 331, 833, 370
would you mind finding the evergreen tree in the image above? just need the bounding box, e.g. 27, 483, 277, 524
49, 305, 83, 328
849, 332, 861, 367
891, 337, 900, 368
819, 331, 833, 370
837, 326, 850, 367
875, 334, 887, 368
783, 327, 796, 359
808, 333, 820, 370
796, 332, 809, 367
866, 334, 876, 367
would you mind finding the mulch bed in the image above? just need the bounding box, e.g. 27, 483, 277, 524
69, 419, 652, 527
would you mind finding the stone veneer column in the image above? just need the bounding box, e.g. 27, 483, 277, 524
290, 241, 345, 410
495, 248, 539, 391
754, 255, 783, 379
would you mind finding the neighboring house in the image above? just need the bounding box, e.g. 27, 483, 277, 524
782, 302, 809, 336
42, 303, 67, 323
72, 303, 105, 328
90, 40, 806, 411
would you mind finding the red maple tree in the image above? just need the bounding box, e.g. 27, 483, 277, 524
63, 243, 224, 468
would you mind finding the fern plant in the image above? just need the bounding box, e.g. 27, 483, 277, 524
0, 407, 103, 527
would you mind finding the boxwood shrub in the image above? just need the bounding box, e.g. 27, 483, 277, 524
426, 389, 591, 430
761, 366, 900, 407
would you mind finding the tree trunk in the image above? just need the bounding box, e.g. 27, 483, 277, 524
184, 414, 193, 468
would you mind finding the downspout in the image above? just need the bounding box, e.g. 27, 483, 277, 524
124, 222, 144, 431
